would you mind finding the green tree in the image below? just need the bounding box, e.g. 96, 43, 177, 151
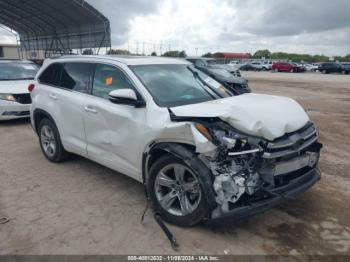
151, 51, 157, 56
162, 50, 187, 58
179, 51, 187, 58
107, 49, 130, 55
202, 52, 213, 58
253, 49, 271, 59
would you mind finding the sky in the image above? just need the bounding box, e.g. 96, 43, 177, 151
1, 0, 349, 56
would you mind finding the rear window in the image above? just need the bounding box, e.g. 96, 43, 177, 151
60, 63, 92, 93
39, 63, 63, 86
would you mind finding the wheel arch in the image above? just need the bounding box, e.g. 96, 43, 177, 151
33, 109, 57, 135
142, 142, 217, 212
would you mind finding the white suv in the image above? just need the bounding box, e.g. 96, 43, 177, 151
30, 56, 322, 226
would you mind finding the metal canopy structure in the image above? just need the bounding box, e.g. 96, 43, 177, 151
0, 0, 111, 58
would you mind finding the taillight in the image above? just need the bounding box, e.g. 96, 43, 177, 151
28, 84, 35, 93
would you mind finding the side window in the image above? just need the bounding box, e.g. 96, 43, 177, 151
92, 64, 134, 99
60, 63, 92, 93
39, 63, 63, 86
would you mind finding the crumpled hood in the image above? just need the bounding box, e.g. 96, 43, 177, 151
171, 94, 310, 141
0, 80, 32, 94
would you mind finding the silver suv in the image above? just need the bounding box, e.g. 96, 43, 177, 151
30, 55, 322, 226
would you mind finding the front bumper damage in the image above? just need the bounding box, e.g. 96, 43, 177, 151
156, 111, 322, 225
198, 120, 323, 224
207, 167, 321, 226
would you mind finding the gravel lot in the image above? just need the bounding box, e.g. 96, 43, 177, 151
1, 71, 349, 255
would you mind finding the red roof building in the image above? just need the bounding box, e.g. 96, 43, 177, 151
213, 52, 251, 59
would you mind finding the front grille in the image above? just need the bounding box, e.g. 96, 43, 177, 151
263, 123, 318, 159
13, 94, 32, 104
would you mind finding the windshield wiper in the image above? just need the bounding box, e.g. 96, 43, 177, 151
187, 66, 230, 98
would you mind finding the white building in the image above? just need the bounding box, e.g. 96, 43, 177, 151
0, 43, 19, 59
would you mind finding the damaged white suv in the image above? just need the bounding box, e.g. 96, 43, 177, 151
30, 56, 322, 226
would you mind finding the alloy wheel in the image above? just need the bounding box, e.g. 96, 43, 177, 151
154, 163, 201, 216
40, 125, 57, 158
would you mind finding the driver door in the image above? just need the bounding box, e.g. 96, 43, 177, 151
83, 63, 146, 178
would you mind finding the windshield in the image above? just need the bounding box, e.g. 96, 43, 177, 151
0, 62, 39, 81
130, 64, 230, 107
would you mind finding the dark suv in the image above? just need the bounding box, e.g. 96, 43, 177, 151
186, 57, 251, 95
318, 62, 348, 74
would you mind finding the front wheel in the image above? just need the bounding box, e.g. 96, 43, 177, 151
148, 155, 209, 226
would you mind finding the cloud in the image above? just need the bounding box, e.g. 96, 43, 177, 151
86, 0, 161, 45
1, 0, 349, 56
228, 0, 350, 37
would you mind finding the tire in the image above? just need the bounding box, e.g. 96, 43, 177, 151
290, 68, 294, 73
322, 70, 328, 74
38, 118, 69, 162
274, 68, 279, 72
148, 155, 209, 227
341, 70, 347, 75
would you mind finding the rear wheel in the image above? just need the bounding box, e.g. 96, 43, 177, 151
274, 68, 279, 72
322, 70, 328, 74
341, 70, 347, 75
39, 119, 69, 162
290, 68, 294, 73
148, 155, 209, 226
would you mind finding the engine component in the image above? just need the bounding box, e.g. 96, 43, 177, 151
213, 174, 245, 213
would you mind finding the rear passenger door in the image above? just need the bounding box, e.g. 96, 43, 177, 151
39, 62, 93, 157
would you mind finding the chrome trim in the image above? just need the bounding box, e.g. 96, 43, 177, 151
229, 148, 261, 156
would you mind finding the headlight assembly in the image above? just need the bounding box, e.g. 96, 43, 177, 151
0, 94, 16, 102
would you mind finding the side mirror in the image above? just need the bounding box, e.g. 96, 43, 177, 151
108, 89, 145, 107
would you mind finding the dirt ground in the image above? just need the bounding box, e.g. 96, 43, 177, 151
0, 71, 349, 255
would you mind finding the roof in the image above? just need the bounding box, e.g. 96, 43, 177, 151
0, 0, 111, 54
213, 52, 251, 59
49, 55, 191, 66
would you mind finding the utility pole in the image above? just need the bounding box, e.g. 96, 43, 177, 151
160, 41, 163, 56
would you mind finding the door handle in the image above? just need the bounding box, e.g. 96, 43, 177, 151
49, 94, 58, 100
84, 106, 98, 114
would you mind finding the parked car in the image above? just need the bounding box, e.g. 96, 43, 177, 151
251, 62, 269, 71
186, 57, 250, 95
340, 63, 350, 74
262, 61, 273, 70
239, 63, 259, 71
272, 62, 306, 73
303, 64, 319, 71
318, 62, 347, 74
30, 56, 322, 227
186, 57, 241, 77
0, 60, 39, 120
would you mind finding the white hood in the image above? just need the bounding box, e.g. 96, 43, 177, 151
171, 94, 310, 141
0, 80, 32, 94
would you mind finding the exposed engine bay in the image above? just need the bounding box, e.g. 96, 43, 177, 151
194, 119, 322, 219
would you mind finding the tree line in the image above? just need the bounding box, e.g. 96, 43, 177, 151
82, 49, 187, 58
251, 49, 350, 63
82, 48, 350, 62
